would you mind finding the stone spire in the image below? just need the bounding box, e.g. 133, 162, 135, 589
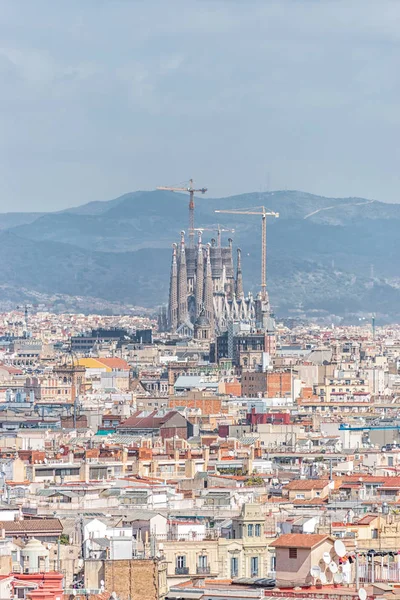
178, 231, 188, 325
203, 244, 214, 333
195, 231, 204, 318
236, 248, 244, 299
168, 243, 178, 331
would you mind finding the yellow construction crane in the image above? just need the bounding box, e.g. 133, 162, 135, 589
215, 206, 279, 300
194, 224, 235, 247
157, 179, 207, 248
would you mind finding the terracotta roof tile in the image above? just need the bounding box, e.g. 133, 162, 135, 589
0, 519, 62, 534
356, 515, 378, 525
96, 358, 130, 371
379, 477, 400, 488
285, 479, 330, 490
271, 533, 332, 548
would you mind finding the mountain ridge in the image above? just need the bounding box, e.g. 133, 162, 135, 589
1, 189, 400, 319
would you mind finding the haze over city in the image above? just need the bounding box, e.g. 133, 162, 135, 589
0, 4, 400, 600
1, 0, 400, 211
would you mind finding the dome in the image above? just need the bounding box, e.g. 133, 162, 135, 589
21, 538, 49, 556
195, 314, 210, 328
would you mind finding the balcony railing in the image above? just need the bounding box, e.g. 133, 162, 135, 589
196, 566, 211, 575
65, 590, 101, 596
175, 567, 189, 575
157, 531, 219, 541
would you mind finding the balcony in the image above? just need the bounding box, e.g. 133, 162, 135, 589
175, 567, 189, 575
196, 566, 211, 575
157, 531, 219, 542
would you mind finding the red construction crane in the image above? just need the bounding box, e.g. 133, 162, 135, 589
157, 179, 207, 248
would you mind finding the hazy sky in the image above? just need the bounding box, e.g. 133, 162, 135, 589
1, 0, 400, 211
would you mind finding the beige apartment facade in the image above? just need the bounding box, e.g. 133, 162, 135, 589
161, 504, 275, 582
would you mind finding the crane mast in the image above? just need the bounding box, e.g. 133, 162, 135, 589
157, 179, 207, 248
215, 206, 279, 300
261, 213, 266, 299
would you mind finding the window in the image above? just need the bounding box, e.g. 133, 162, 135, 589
231, 557, 239, 578
289, 548, 297, 559
251, 556, 259, 577
198, 555, 207, 568
372, 529, 378, 539
270, 556, 276, 572
177, 555, 186, 569
255, 523, 261, 537
247, 524, 254, 536
295, 494, 305, 499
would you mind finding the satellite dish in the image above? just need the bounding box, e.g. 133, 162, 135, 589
310, 565, 321, 578
334, 572, 343, 584
320, 572, 327, 584
334, 539, 346, 558
60, 447, 65, 454
100, 580, 104, 586
358, 588, 367, 600
72, 591, 77, 597
323, 551, 331, 564
329, 561, 338, 573
111, 593, 117, 600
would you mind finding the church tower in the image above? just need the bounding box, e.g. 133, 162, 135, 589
236, 248, 244, 300
168, 243, 178, 331
203, 244, 214, 335
177, 231, 188, 325
195, 231, 204, 318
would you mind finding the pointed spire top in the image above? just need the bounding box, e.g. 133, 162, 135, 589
171, 243, 178, 273
197, 230, 202, 250
180, 230, 185, 253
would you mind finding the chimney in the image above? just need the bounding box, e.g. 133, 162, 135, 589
203, 447, 210, 469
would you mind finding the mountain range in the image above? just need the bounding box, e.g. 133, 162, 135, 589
2, 189, 400, 320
